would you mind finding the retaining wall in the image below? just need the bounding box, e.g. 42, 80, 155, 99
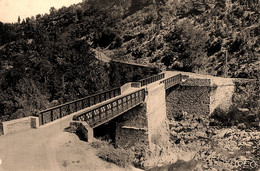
0, 116, 39, 135
210, 78, 234, 113
166, 78, 211, 119
115, 104, 148, 148
166, 77, 235, 120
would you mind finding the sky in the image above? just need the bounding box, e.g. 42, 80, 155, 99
0, 0, 82, 23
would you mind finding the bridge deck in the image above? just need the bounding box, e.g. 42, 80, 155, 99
73, 72, 186, 128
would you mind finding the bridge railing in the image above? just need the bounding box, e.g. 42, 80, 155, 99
73, 89, 145, 128
160, 74, 184, 89
139, 73, 165, 87
37, 87, 121, 126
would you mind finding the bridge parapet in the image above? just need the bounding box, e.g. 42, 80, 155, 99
73, 89, 145, 128
160, 74, 189, 89
139, 73, 165, 86
37, 87, 121, 126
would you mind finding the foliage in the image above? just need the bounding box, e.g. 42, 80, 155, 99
0, 0, 259, 121
131, 142, 151, 168
91, 140, 134, 168
163, 21, 209, 71
210, 79, 259, 129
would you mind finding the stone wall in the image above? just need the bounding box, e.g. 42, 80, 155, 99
166, 77, 235, 120
115, 105, 148, 148
0, 116, 39, 135
0, 122, 3, 135
166, 78, 211, 120
115, 127, 149, 148
210, 78, 234, 113
70, 121, 94, 142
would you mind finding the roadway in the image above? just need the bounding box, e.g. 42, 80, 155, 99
0, 71, 182, 171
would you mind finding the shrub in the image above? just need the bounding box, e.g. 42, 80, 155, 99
210, 105, 259, 129
131, 142, 151, 168
91, 139, 134, 168
91, 139, 111, 149
97, 146, 134, 168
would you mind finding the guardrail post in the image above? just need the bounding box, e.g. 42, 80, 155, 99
109, 91, 111, 99
50, 110, 53, 121
99, 108, 102, 123
60, 107, 62, 118
40, 113, 43, 125
94, 96, 97, 104
125, 97, 127, 111
67, 104, 70, 116
104, 105, 106, 120
91, 111, 95, 127
99, 94, 102, 103
117, 100, 120, 113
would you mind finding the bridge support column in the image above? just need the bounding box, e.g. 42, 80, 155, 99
146, 84, 170, 152
115, 84, 170, 153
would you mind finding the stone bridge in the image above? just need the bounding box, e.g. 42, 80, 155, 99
0, 71, 235, 152
0, 71, 237, 170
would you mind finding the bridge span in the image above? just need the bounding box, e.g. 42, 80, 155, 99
0, 71, 236, 170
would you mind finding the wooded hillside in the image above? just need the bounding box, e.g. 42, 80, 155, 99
0, 0, 259, 121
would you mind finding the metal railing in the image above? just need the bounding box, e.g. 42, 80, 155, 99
73, 89, 145, 128
160, 74, 183, 89
37, 87, 121, 126
139, 73, 165, 87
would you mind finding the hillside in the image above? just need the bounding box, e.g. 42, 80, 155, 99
0, 0, 259, 121
107, 0, 259, 78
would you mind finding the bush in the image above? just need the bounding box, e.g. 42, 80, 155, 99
131, 142, 151, 168
91, 139, 134, 168
210, 105, 259, 129
97, 146, 134, 168
210, 80, 259, 129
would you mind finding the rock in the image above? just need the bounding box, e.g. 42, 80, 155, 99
213, 129, 232, 138
196, 131, 207, 138
171, 130, 178, 136
174, 127, 183, 133
238, 156, 248, 160
190, 122, 198, 128
194, 163, 203, 171
237, 123, 246, 129
237, 108, 249, 112
243, 137, 251, 142
170, 154, 178, 163
179, 151, 196, 162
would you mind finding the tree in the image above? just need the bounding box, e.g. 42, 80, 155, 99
163, 21, 209, 71
49, 7, 57, 16
18, 16, 21, 24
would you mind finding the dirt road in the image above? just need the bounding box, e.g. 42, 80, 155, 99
0, 114, 126, 171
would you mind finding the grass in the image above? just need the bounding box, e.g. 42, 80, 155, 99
91, 139, 134, 168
